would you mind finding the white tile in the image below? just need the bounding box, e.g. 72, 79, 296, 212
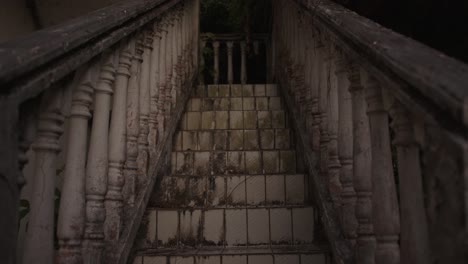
179, 209, 202, 244
248, 255, 273, 264
147, 210, 157, 243
246, 176, 265, 205
157, 210, 179, 246
226, 176, 246, 206
274, 255, 300, 264
169, 256, 194, 264
223, 255, 247, 264
225, 209, 247, 246
196, 256, 221, 264
270, 208, 292, 244
285, 174, 305, 204
292, 207, 314, 243
248, 209, 270, 245
143, 256, 166, 264
203, 209, 224, 245
207, 176, 225, 207
301, 254, 327, 264
266, 175, 285, 204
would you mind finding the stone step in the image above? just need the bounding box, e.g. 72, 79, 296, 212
150, 174, 310, 208
173, 128, 295, 152
192, 84, 279, 99
180, 109, 288, 131
134, 245, 329, 264
171, 150, 301, 176
186, 96, 285, 112
142, 206, 316, 248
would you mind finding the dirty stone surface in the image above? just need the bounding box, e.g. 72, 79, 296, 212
132, 84, 329, 263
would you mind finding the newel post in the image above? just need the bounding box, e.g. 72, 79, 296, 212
22, 85, 69, 264
362, 71, 400, 264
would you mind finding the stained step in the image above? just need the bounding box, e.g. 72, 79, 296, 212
141, 206, 315, 248
150, 174, 310, 208
133, 245, 330, 264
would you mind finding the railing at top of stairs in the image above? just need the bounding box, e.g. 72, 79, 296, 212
0, 0, 200, 263
272, 1, 468, 264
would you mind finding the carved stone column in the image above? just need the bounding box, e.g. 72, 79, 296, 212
362, 71, 400, 264
389, 100, 430, 264
335, 54, 357, 244
213, 41, 220, 85
124, 38, 143, 207
22, 86, 67, 264
57, 63, 97, 264
349, 65, 376, 264
137, 28, 154, 184
105, 41, 132, 241
240, 41, 247, 84
83, 51, 117, 263
227, 41, 234, 85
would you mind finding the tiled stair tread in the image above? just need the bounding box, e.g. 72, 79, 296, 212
136, 244, 329, 256
150, 174, 310, 208
186, 96, 285, 112
192, 84, 280, 98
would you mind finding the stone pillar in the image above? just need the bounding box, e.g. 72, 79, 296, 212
164, 16, 173, 120
82, 51, 117, 263
227, 41, 234, 85
362, 71, 400, 264
335, 54, 357, 244
317, 35, 330, 187
57, 63, 97, 264
240, 41, 247, 84
349, 65, 376, 264
389, 100, 430, 264
213, 41, 220, 85
105, 41, 132, 241
137, 28, 154, 184
124, 38, 143, 207
310, 30, 321, 152
22, 86, 67, 264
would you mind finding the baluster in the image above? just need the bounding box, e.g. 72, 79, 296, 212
199, 40, 206, 85
83, 51, 117, 263
158, 18, 168, 137
213, 41, 220, 85
164, 15, 174, 120
311, 30, 321, 152
335, 53, 357, 243
57, 63, 97, 264
105, 40, 132, 241
124, 38, 143, 206
137, 28, 154, 184
149, 23, 162, 152
240, 41, 247, 84
170, 12, 179, 108
362, 71, 400, 264
227, 41, 234, 85
349, 65, 376, 264
22, 84, 68, 264
389, 99, 430, 264
18, 101, 39, 190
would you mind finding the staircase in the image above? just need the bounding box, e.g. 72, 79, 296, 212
131, 84, 330, 263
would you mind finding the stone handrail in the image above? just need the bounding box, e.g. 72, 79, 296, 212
0, 0, 200, 263
273, 0, 468, 264
200, 33, 271, 85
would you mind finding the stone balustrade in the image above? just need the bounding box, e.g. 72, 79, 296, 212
0, 0, 199, 263
199, 34, 270, 85
272, 0, 468, 264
